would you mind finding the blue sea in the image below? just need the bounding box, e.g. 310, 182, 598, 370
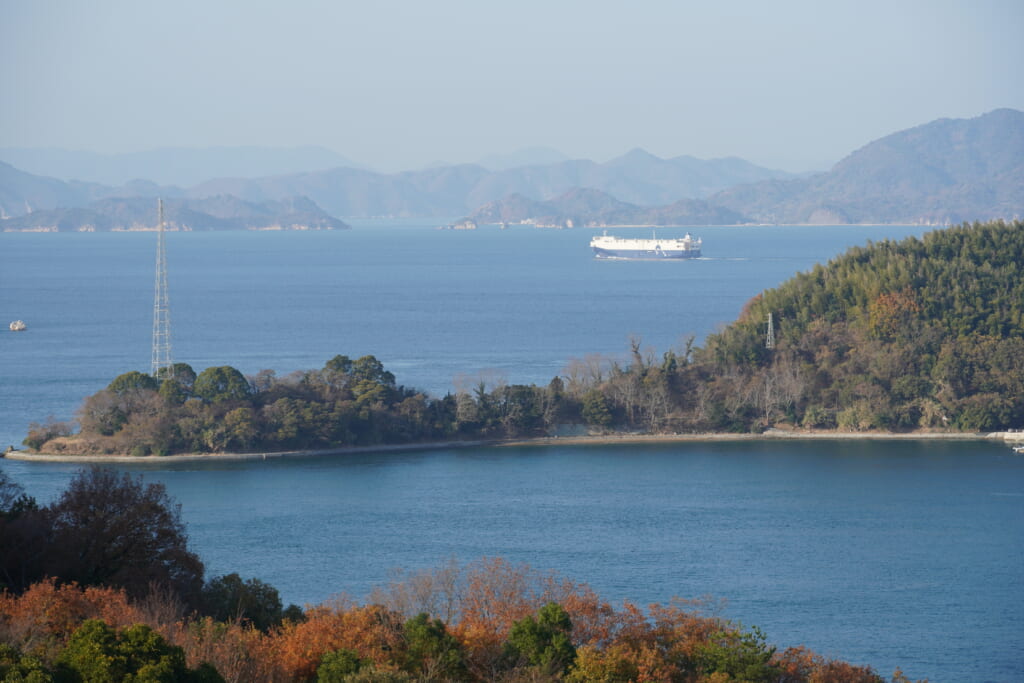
2, 223, 1022, 681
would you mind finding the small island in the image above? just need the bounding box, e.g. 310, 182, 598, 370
0, 195, 348, 232
465, 188, 748, 228
16, 219, 1024, 458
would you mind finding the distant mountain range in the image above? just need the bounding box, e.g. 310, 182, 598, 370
0, 145, 362, 187
709, 108, 1024, 225
0, 195, 348, 232
1, 110, 1021, 227
471, 109, 1024, 226
0, 149, 793, 222
0, 161, 110, 219
179, 150, 790, 217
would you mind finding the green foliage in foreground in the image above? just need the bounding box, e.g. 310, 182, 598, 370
401, 613, 467, 681
30, 220, 1024, 455
55, 619, 222, 683
316, 648, 369, 682
506, 602, 577, 675
200, 573, 296, 631
693, 626, 776, 683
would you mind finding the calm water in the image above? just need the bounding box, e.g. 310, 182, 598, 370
2, 223, 1022, 681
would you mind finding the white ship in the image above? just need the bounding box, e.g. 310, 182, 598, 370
590, 231, 702, 259
9, 320, 27, 331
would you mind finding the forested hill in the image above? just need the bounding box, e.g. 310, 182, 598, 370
699, 219, 1024, 431
743, 220, 1024, 339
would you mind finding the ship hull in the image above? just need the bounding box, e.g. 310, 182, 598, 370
592, 247, 701, 260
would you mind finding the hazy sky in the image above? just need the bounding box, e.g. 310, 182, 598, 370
2, 0, 1022, 172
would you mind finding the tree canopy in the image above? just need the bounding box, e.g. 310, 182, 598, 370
193, 366, 253, 404
46, 468, 205, 604
0, 467, 204, 606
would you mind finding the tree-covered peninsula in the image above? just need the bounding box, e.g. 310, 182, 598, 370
22, 219, 1024, 456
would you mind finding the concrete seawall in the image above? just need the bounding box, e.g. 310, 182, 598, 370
989, 430, 1024, 442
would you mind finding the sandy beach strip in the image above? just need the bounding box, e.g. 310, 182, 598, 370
4, 429, 1018, 464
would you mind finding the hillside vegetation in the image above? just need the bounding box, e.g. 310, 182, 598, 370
22, 220, 1024, 456
696, 219, 1024, 431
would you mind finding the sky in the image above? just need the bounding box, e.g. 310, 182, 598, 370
1, 0, 1022, 173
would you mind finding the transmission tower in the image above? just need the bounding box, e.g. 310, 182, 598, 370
765, 312, 776, 350
151, 199, 173, 379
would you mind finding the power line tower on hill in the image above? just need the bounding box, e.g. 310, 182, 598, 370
151, 199, 173, 379
766, 312, 776, 350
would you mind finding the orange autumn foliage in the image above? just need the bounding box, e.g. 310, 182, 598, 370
452, 557, 624, 679
566, 599, 731, 683
774, 645, 888, 683
168, 617, 278, 683
268, 601, 405, 680
646, 600, 727, 662
570, 641, 683, 683
0, 562, 908, 683
0, 580, 278, 682
0, 578, 149, 660
867, 286, 921, 340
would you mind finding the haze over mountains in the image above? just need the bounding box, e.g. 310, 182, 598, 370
474, 146, 571, 171
177, 149, 790, 217
711, 108, 1024, 225
0, 150, 792, 227
0, 145, 362, 187
1, 109, 1021, 230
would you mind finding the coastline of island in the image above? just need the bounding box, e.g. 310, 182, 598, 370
6, 429, 1020, 464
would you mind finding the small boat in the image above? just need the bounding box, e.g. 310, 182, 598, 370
9, 320, 27, 332
1013, 445, 1024, 454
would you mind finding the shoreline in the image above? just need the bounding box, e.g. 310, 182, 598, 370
4, 429, 1020, 464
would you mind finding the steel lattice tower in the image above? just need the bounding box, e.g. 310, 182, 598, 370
151, 199, 173, 379
765, 312, 776, 350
